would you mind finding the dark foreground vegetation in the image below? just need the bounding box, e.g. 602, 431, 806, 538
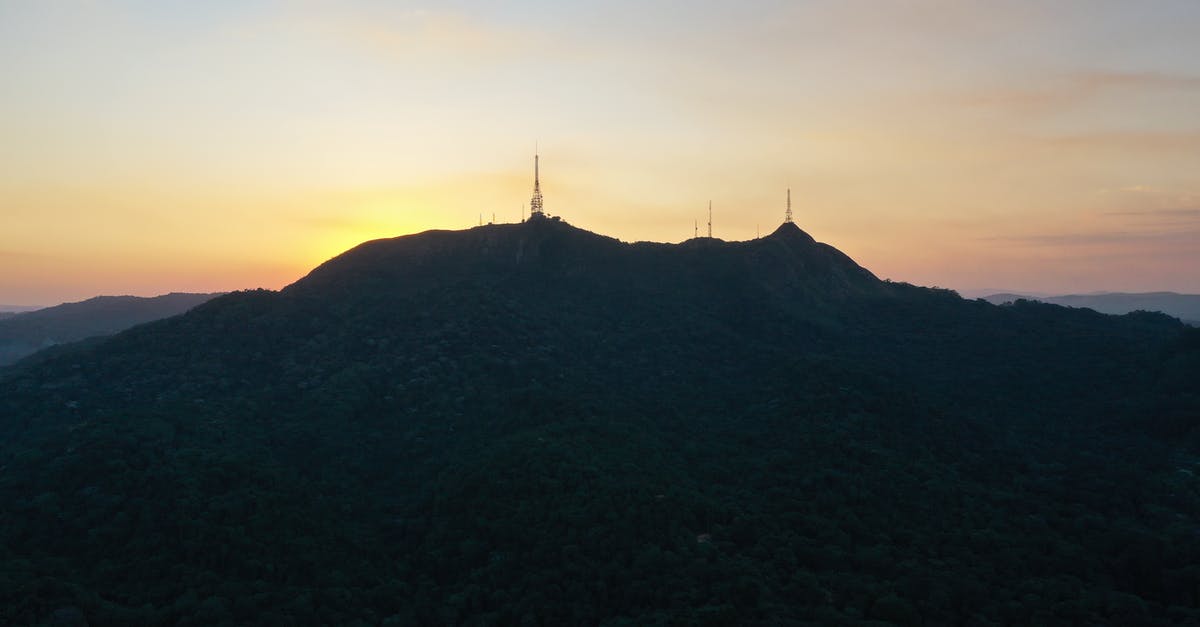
2, 220, 1198, 625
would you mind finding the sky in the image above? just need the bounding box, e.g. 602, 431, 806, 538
2, 0, 1199, 305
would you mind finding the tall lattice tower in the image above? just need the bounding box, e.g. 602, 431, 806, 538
707, 201, 712, 238
529, 151, 544, 218
785, 188, 793, 223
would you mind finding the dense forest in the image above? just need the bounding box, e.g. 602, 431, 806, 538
1, 219, 1198, 625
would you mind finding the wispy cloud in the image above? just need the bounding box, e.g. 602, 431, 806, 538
951, 70, 1200, 113
986, 229, 1198, 247
983, 202, 1200, 251
1098, 186, 1200, 214
1103, 207, 1200, 219
1038, 131, 1200, 153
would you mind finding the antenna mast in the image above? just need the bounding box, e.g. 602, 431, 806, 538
529, 146, 544, 218
785, 188, 793, 223
707, 201, 712, 238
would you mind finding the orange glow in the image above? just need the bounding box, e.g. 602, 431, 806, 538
2, 3, 1199, 304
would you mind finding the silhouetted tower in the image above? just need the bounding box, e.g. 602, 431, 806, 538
694, 219, 698, 239
707, 201, 712, 238
529, 151, 544, 218
785, 188, 793, 224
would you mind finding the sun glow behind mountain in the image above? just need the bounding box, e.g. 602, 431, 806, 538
2, 1, 1199, 304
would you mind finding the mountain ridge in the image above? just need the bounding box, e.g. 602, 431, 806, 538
290, 219, 888, 318
983, 291, 1200, 325
0, 292, 224, 367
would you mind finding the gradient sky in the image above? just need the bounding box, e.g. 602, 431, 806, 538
3, 1, 1199, 305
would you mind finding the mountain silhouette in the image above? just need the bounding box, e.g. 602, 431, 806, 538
0, 292, 223, 366
1, 220, 1198, 625
294, 220, 885, 306
984, 291, 1200, 326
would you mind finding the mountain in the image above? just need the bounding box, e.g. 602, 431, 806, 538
984, 291, 1200, 325
0, 292, 223, 366
1, 219, 1198, 625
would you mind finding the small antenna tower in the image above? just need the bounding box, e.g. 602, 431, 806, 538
707, 201, 712, 238
785, 188, 793, 224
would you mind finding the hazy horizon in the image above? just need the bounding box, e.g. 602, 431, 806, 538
2, 219, 1199, 308
4, 1, 1199, 304
2, 223, 1197, 312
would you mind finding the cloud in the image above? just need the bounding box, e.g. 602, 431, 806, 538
951, 70, 1200, 113
1098, 186, 1200, 216
1103, 207, 1200, 218
986, 181, 1200, 254
980, 214, 1200, 253
1037, 131, 1200, 153
1079, 70, 1200, 91
990, 229, 1196, 246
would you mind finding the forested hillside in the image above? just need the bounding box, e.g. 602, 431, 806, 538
1, 219, 1197, 626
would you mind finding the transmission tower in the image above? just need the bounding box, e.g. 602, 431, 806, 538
529, 150, 544, 218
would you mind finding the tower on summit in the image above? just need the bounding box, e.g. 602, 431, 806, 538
529, 150, 545, 218
785, 188, 793, 224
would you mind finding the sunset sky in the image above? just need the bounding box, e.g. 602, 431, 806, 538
3, 1, 1199, 305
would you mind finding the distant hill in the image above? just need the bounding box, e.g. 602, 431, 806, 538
983, 291, 1200, 325
0, 292, 223, 366
0, 304, 43, 314
1, 219, 1197, 625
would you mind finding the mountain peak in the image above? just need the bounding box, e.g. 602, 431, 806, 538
767, 220, 813, 240
767, 220, 822, 246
